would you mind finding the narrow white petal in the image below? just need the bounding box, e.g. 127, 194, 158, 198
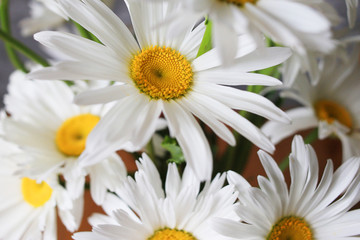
196, 83, 290, 123
74, 84, 134, 105
59, 0, 139, 56
197, 71, 282, 86
258, 1, 330, 34
179, 95, 236, 146
28, 61, 128, 83
163, 101, 213, 180
261, 107, 318, 144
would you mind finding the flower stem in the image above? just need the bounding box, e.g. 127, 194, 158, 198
0, 29, 50, 67
0, 0, 28, 73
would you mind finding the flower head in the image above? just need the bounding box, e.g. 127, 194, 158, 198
3, 70, 127, 204
0, 138, 79, 239
262, 49, 360, 160
165, 0, 337, 70
29, 0, 291, 180
214, 135, 360, 239
73, 154, 238, 240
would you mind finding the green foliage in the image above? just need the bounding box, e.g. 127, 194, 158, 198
196, 18, 212, 57
161, 136, 185, 164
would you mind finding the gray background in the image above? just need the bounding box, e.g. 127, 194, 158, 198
0, 0, 358, 108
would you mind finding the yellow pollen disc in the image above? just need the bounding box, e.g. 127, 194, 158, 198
314, 99, 353, 129
219, 0, 257, 7
55, 114, 100, 156
148, 228, 197, 240
267, 216, 313, 240
21, 177, 53, 208
130, 46, 193, 100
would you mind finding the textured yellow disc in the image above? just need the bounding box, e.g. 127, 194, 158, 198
21, 177, 53, 208
148, 228, 197, 240
267, 216, 313, 240
130, 46, 193, 100
314, 99, 353, 129
56, 114, 100, 156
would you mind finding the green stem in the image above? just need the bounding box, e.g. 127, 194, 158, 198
0, 0, 28, 72
279, 128, 319, 171
0, 29, 50, 67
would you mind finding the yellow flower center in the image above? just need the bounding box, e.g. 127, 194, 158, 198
314, 99, 353, 129
55, 114, 100, 156
219, 0, 257, 7
267, 216, 313, 240
130, 46, 193, 100
21, 177, 53, 208
148, 228, 197, 240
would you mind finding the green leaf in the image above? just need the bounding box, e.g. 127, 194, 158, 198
196, 18, 212, 58
161, 136, 185, 164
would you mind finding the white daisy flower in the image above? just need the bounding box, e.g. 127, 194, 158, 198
214, 135, 360, 239
28, 0, 291, 180
0, 138, 79, 239
346, 0, 359, 28
3, 70, 127, 204
20, 0, 115, 36
73, 153, 238, 240
164, 0, 337, 66
262, 49, 360, 161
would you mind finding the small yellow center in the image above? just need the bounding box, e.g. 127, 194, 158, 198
148, 228, 197, 240
314, 99, 353, 129
21, 177, 53, 208
130, 46, 193, 100
267, 216, 313, 240
219, 0, 257, 7
55, 114, 100, 156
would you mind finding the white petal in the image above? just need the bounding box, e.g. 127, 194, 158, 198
163, 101, 212, 180
197, 71, 282, 86
59, 0, 139, 56
179, 95, 236, 146
74, 84, 134, 105
195, 83, 290, 123
258, 0, 330, 34
261, 107, 318, 144
28, 61, 128, 83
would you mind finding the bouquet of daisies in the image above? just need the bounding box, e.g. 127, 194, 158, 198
0, 0, 359, 239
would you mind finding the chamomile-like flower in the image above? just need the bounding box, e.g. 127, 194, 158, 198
73, 153, 238, 240
214, 135, 360, 239
3, 70, 127, 204
29, 0, 291, 180
262, 49, 360, 161
0, 138, 79, 240
167, 0, 337, 68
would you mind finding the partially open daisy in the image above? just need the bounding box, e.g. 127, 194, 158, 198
167, 0, 337, 82
3, 70, 127, 204
73, 154, 238, 240
262, 49, 360, 160
214, 135, 360, 239
0, 138, 79, 239
29, 0, 291, 180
